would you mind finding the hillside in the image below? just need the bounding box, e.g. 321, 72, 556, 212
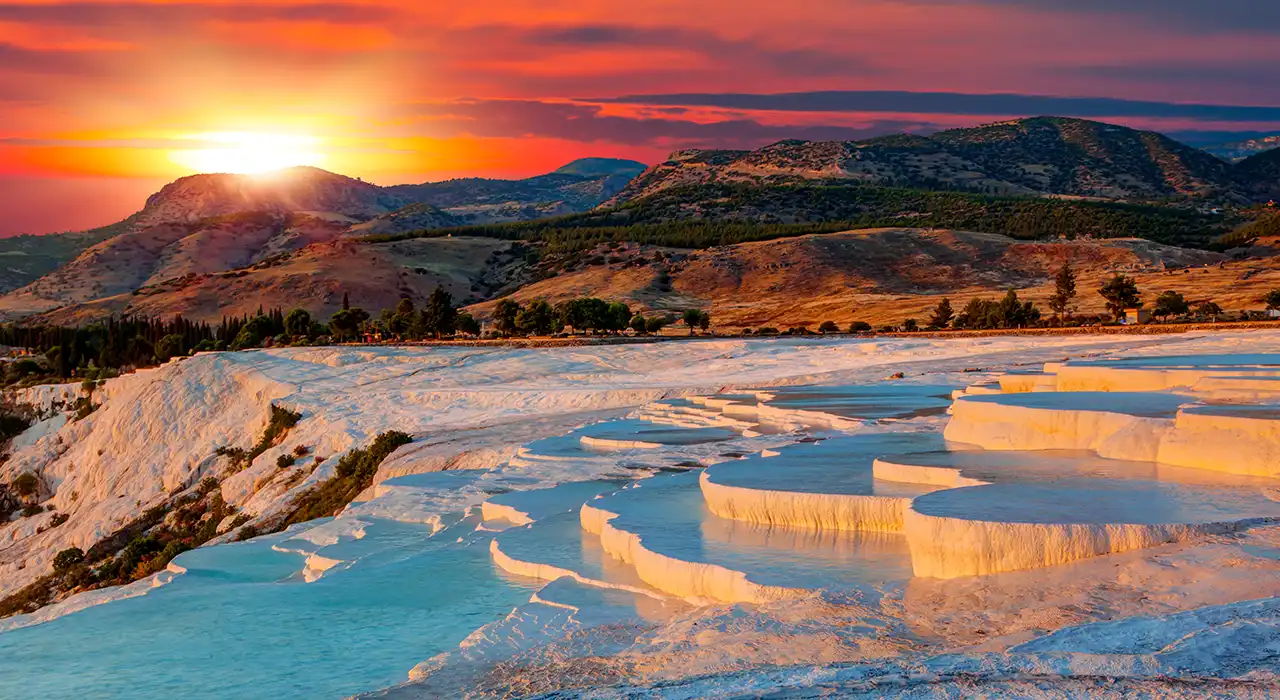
27, 236, 531, 325
0, 160, 647, 296
0, 213, 352, 319
1237, 149, 1280, 201
380, 181, 1234, 250
612, 117, 1251, 205
383, 160, 645, 228
467, 228, 1261, 329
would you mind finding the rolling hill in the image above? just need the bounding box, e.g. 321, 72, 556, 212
612, 117, 1252, 205
0, 160, 648, 299
8, 117, 1280, 327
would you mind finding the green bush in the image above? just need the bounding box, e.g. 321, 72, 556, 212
284, 431, 413, 526
52, 547, 84, 573
12, 472, 38, 497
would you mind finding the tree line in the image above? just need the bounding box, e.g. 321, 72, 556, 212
361, 181, 1235, 252
490, 297, 709, 337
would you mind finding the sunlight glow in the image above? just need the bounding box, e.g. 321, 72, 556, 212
168, 131, 326, 174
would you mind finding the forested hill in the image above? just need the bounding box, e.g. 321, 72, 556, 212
362, 181, 1236, 252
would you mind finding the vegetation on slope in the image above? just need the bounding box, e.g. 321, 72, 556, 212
280, 431, 413, 526
365, 182, 1234, 252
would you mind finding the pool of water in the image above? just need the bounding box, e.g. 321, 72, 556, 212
599, 472, 915, 594
705, 434, 946, 499
959, 391, 1190, 417
0, 522, 537, 700
761, 384, 956, 420
901, 451, 1280, 525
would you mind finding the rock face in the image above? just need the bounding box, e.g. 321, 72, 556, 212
613, 117, 1256, 204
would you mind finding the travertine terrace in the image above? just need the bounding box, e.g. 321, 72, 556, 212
3, 334, 1279, 698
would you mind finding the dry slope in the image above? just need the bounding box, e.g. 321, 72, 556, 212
469, 228, 1249, 328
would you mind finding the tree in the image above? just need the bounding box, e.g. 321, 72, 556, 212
1049, 261, 1077, 317
155, 334, 185, 361
231, 314, 275, 350
1266, 290, 1280, 311
928, 298, 953, 329
341, 292, 351, 311
388, 298, 416, 338
902, 318, 919, 332
630, 314, 648, 333
516, 299, 559, 335
645, 316, 670, 334
1197, 301, 1223, 320
329, 307, 369, 341
682, 309, 705, 336
606, 302, 632, 333
848, 321, 872, 333
455, 312, 481, 336
493, 298, 522, 336
818, 321, 840, 334
420, 286, 458, 338
1098, 275, 1141, 321
1152, 290, 1189, 320
995, 289, 1040, 328
698, 310, 711, 332
284, 309, 312, 339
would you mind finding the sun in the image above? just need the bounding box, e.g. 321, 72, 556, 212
169, 131, 326, 174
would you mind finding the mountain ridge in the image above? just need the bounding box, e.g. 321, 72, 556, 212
611, 117, 1256, 205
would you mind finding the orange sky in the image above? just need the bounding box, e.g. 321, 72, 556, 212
2, 0, 1280, 234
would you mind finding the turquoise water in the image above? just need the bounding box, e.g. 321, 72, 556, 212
0, 522, 537, 700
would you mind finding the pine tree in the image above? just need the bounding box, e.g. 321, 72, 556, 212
1050, 262, 1077, 317
928, 298, 954, 329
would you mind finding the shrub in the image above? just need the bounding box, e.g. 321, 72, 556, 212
12, 472, 38, 498
284, 431, 413, 526
53, 547, 84, 573
198, 476, 220, 495
21, 503, 43, 517
276, 454, 296, 469
50, 512, 69, 528
848, 321, 872, 333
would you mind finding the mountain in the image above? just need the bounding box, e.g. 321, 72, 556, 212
384, 160, 646, 221
0, 160, 649, 295
0, 212, 354, 319
613, 117, 1246, 204
1201, 135, 1280, 162
553, 158, 648, 178
1236, 149, 1280, 201
134, 166, 412, 226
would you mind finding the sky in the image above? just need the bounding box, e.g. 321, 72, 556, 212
2, 0, 1280, 235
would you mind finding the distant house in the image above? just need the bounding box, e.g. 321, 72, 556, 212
1123, 308, 1151, 325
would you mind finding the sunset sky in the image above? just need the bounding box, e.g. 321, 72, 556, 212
3, 0, 1280, 235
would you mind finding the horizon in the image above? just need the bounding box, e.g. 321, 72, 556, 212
3, 1, 1280, 235
2, 113, 1274, 238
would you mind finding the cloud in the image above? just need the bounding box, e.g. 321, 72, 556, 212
948, 0, 1280, 32
460, 23, 879, 79
401, 99, 937, 147
0, 2, 400, 26
583, 90, 1280, 122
